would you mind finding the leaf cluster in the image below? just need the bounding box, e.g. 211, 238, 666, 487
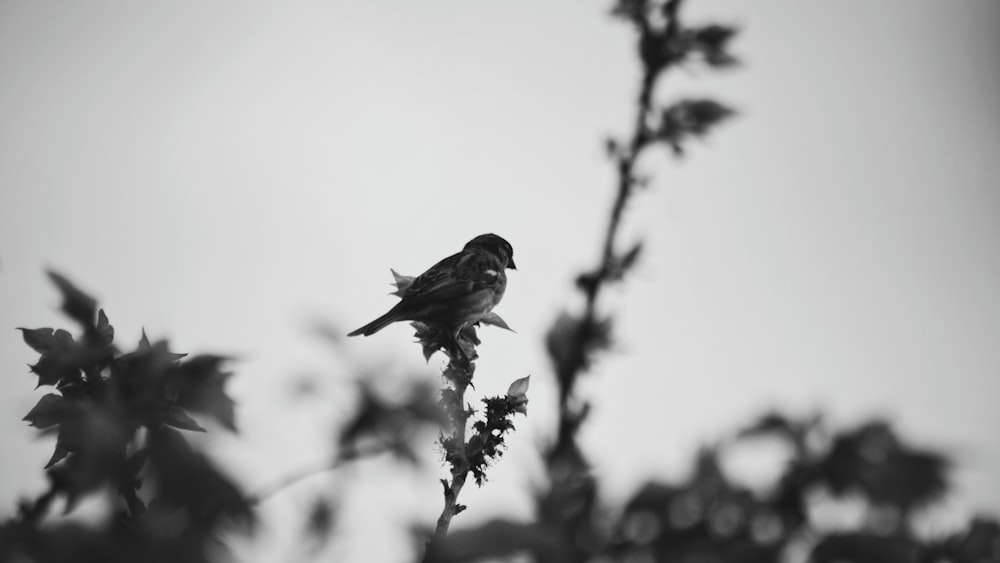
462, 377, 530, 486
1, 272, 251, 563
337, 379, 445, 465
599, 413, 959, 562
426, 413, 999, 563
437, 376, 530, 493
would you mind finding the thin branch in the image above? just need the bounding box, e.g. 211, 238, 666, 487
540, 4, 695, 556
561, 1, 684, 423
424, 354, 474, 559
248, 443, 387, 504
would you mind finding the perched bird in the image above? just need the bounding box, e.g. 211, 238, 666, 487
347, 234, 516, 340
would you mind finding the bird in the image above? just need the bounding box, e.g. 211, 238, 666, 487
347, 234, 516, 341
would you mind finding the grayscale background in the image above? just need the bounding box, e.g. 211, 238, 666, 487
1, 1, 998, 561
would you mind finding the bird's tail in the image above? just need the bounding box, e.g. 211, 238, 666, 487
347, 311, 399, 337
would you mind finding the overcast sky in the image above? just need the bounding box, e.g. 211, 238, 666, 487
1, 1, 998, 561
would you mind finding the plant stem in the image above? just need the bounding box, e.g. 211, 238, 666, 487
248, 443, 386, 505
425, 355, 473, 559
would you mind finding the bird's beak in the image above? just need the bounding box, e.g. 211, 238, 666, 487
508, 258, 517, 270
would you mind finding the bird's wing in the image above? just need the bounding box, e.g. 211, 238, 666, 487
403, 250, 498, 304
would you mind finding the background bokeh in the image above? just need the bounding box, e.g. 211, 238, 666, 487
1, 1, 998, 561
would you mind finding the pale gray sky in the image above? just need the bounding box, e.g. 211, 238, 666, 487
1, 1, 998, 561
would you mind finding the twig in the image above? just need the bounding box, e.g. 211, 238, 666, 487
561, 1, 683, 426
539, 3, 695, 557
425, 354, 474, 559
248, 444, 386, 504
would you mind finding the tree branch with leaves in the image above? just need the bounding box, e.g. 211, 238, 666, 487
2, 271, 253, 562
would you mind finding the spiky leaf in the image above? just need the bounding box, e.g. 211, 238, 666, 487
47, 271, 98, 328
23, 393, 68, 429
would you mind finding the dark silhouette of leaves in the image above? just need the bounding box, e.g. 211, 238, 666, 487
147, 426, 254, 531
96, 309, 114, 346
610, 0, 649, 25
172, 355, 236, 431
338, 380, 442, 464
22, 394, 68, 429
7, 271, 251, 563
655, 99, 737, 155
930, 517, 1000, 562
46, 270, 98, 329
819, 421, 950, 510
28, 354, 79, 389
812, 533, 917, 563
466, 389, 528, 486
689, 24, 740, 67
18, 327, 60, 354
546, 312, 613, 390
4, 4, 996, 563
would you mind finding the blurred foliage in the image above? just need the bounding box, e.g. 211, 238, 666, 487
430, 1, 998, 562
429, 415, 999, 563
1, 272, 253, 563
3, 1, 997, 563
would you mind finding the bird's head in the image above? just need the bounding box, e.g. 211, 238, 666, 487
465, 233, 516, 270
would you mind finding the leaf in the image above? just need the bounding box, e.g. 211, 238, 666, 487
545, 312, 614, 385
819, 421, 950, 509
656, 98, 737, 153
411, 321, 447, 362
480, 312, 515, 332
53, 329, 74, 347
96, 309, 114, 346
506, 376, 530, 415
24, 327, 83, 388
692, 24, 738, 49
690, 24, 741, 68
619, 242, 643, 274
506, 376, 530, 397
23, 393, 69, 429
147, 426, 255, 530
174, 355, 236, 431
605, 137, 622, 159
47, 270, 98, 328
390, 269, 415, 297
164, 406, 206, 432
151, 339, 187, 364
18, 327, 55, 353
45, 441, 70, 469
47, 410, 123, 513
138, 328, 151, 350
29, 356, 73, 388
739, 412, 796, 439
607, 242, 644, 282
610, 0, 648, 24
18, 327, 76, 356
682, 99, 737, 135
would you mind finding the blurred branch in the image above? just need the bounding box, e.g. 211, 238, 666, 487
535, 0, 739, 559
247, 443, 388, 505
422, 334, 530, 560
428, 355, 475, 552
